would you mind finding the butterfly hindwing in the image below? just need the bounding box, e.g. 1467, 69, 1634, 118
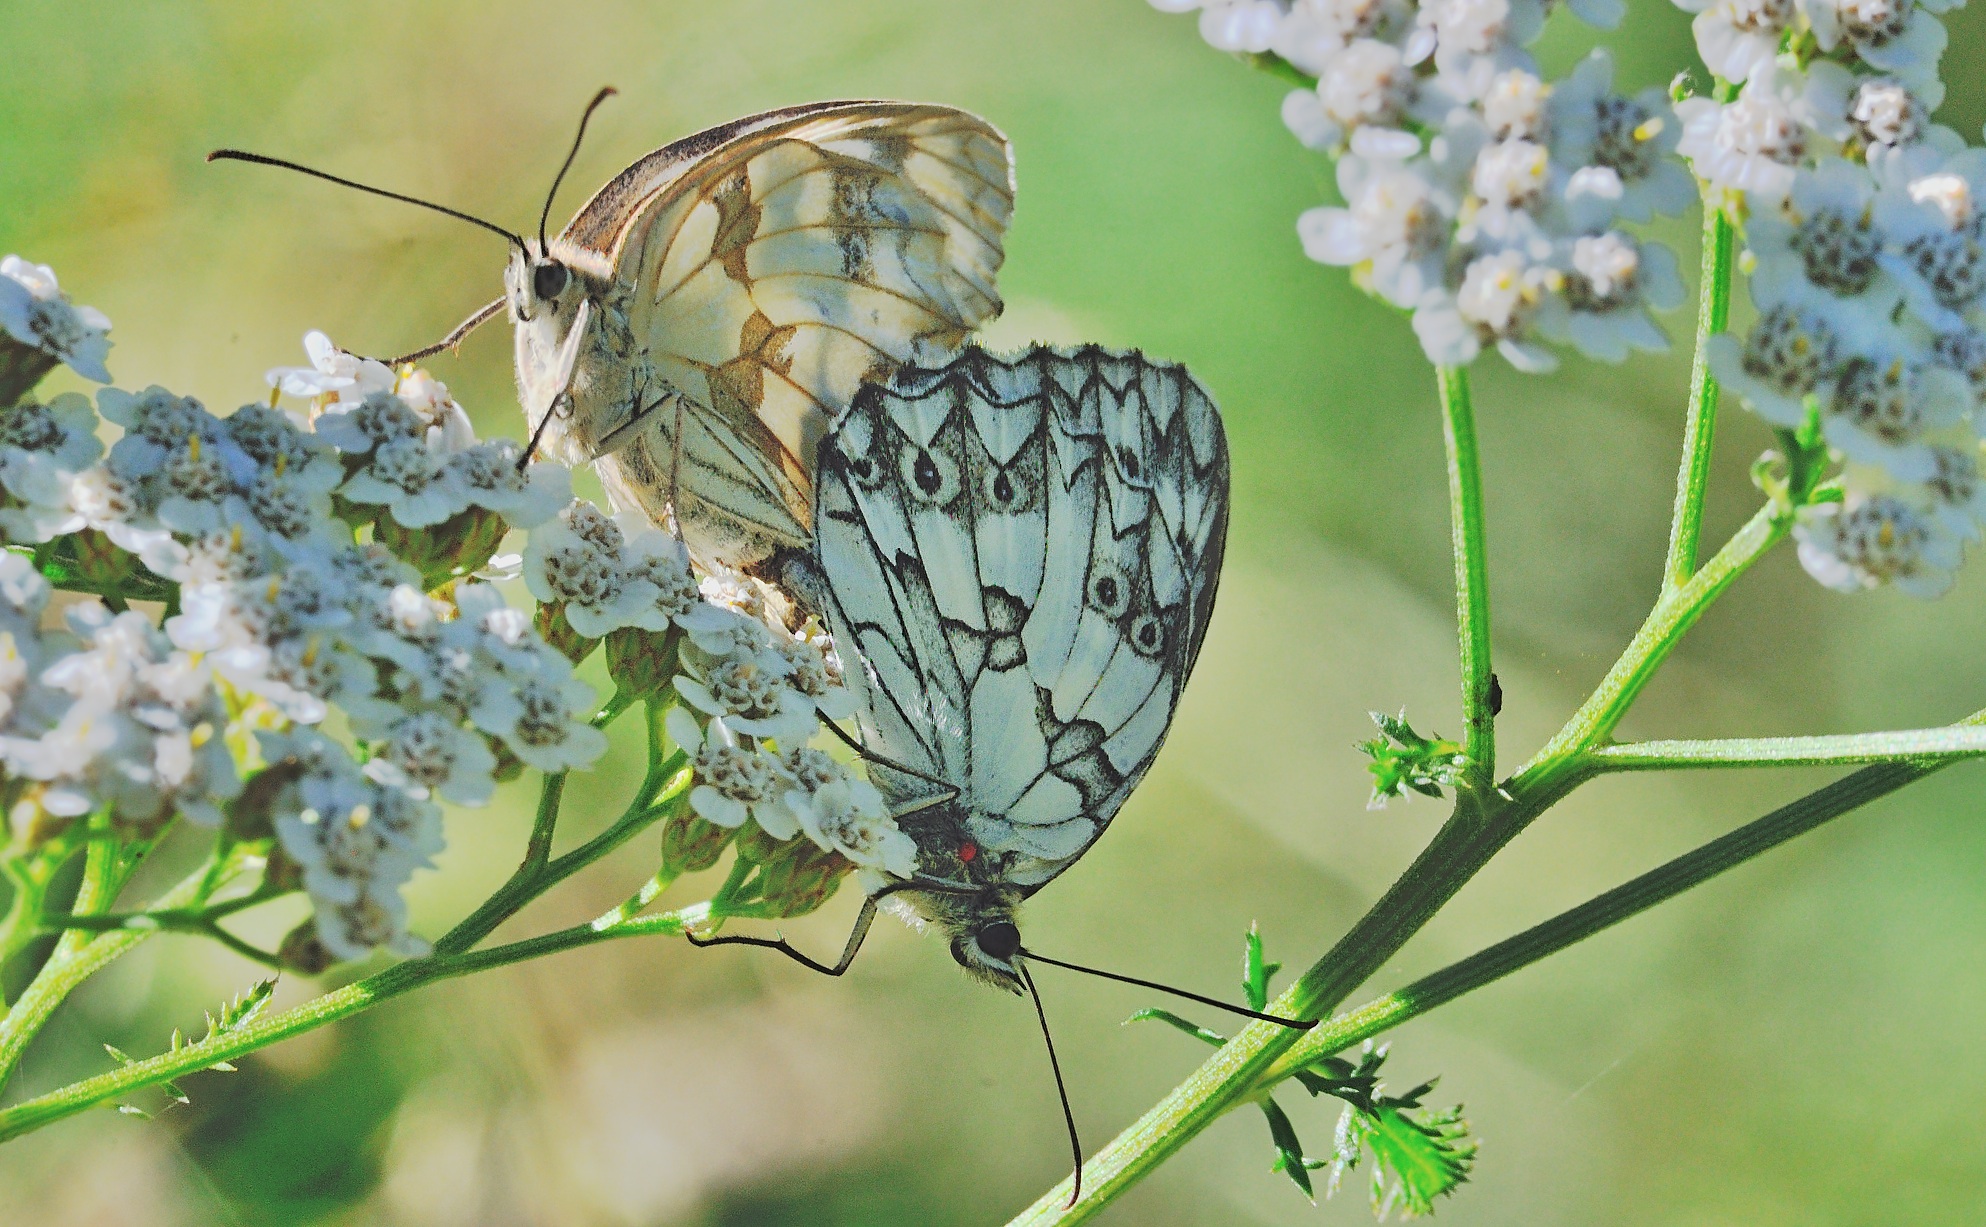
544, 102, 1015, 576
814, 345, 1229, 891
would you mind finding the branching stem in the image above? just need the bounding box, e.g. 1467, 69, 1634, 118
1664, 197, 1734, 592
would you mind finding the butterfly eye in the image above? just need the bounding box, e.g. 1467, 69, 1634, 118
975, 920, 1021, 961
1127, 614, 1165, 658
899, 445, 960, 505
1086, 563, 1131, 618
532, 261, 569, 301
982, 464, 1032, 512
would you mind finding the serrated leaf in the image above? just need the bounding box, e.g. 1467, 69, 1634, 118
1124, 1008, 1228, 1048
1260, 1097, 1320, 1201
1359, 710, 1467, 808
1242, 923, 1280, 1013
203, 978, 276, 1042
1327, 1093, 1475, 1219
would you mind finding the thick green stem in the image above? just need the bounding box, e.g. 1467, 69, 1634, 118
1437, 365, 1496, 790
1007, 768, 1583, 1225
0, 906, 695, 1140
1590, 726, 1986, 771
1664, 199, 1734, 592
1261, 708, 1986, 1085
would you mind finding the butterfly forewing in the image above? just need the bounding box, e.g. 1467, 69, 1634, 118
526, 102, 1015, 577
813, 345, 1230, 891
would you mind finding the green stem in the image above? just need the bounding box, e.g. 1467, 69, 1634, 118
0, 862, 208, 1095
1663, 195, 1735, 593
1509, 500, 1788, 798
0, 906, 697, 1140
1437, 366, 1495, 790
1261, 708, 1986, 1085
434, 745, 687, 957
1590, 726, 1986, 771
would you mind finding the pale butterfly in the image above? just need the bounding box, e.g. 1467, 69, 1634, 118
213, 91, 1014, 579
686, 343, 1313, 1200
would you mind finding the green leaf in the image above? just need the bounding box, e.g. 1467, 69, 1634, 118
1260, 1097, 1323, 1202
1358, 711, 1468, 807
103, 1044, 134, 1066
1242, 922, 1280, 1013
201, 977, 276, 1049
115, 1103, 152, 1120
1322, 1057, 1477, 1219
1123, 1008, 1228, 1048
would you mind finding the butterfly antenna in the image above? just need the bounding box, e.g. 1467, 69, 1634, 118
539, 86, 619, 255
1019, 946, 1317, 1030
206, 149, 529, 256
1018, 961, 1084, 1208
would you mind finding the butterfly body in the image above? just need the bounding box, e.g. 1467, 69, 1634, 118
807, 344, 1231, 990
509, 101, 1015, 578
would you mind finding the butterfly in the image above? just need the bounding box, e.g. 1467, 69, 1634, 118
709, 343, 1233, 984
214, 94, 1015, 580
510, 98, 1013, 581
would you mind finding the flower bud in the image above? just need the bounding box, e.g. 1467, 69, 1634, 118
375, 505, 509, 591
605, 626, 680, 700
533, 600, 598, 665
747, 834, 852, 920
660, 808, 735, 874
277, 920, 337, 975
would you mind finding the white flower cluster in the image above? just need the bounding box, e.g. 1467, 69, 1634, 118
270, 331, 570, 531
1675, 0, 1982, 595
0, 554, 239, 833
1150, 0, 1691, 370
0, 255, 112, 385
517, 502, 917, 885
0, 326, 610, 959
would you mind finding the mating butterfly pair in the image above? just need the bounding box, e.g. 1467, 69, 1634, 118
222, 95, 1303, 1201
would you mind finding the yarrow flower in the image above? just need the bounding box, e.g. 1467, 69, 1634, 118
1160, 0, 1688, 371
0, 255, 112, 384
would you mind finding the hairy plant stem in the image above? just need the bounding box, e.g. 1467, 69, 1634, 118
1438, 365, 1496, 789
0, 905, 697, 1140
1258, 706, 1986, 1087
0, 852, 206, 1096
1590, 725, 1986, 770
1664, 197, 1734, 592
0, 754, 694, 1129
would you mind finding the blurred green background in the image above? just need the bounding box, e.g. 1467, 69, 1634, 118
5, 2, 1986, 1223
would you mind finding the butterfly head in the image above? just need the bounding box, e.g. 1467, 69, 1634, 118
504, 241, 582, 325
924, 885, 1028, 995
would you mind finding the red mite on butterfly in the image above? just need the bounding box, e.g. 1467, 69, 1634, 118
958, 842, 978, 864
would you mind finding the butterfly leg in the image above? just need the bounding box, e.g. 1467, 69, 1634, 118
685, 893, 879, 977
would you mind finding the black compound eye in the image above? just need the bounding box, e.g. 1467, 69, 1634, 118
1128, 614, 1165, 657
899, 444, 960, 504
976, 920, 1021, 960
533, 261, 569, 301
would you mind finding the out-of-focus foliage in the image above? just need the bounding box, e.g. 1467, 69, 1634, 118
3, 1, 1985, 1224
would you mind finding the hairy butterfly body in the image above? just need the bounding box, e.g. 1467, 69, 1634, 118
807, 343, 1229, 990
508, 101, 1014, 578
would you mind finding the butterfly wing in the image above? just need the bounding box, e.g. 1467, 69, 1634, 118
812, 345, 1230, 890
544, 101, 1014, 574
